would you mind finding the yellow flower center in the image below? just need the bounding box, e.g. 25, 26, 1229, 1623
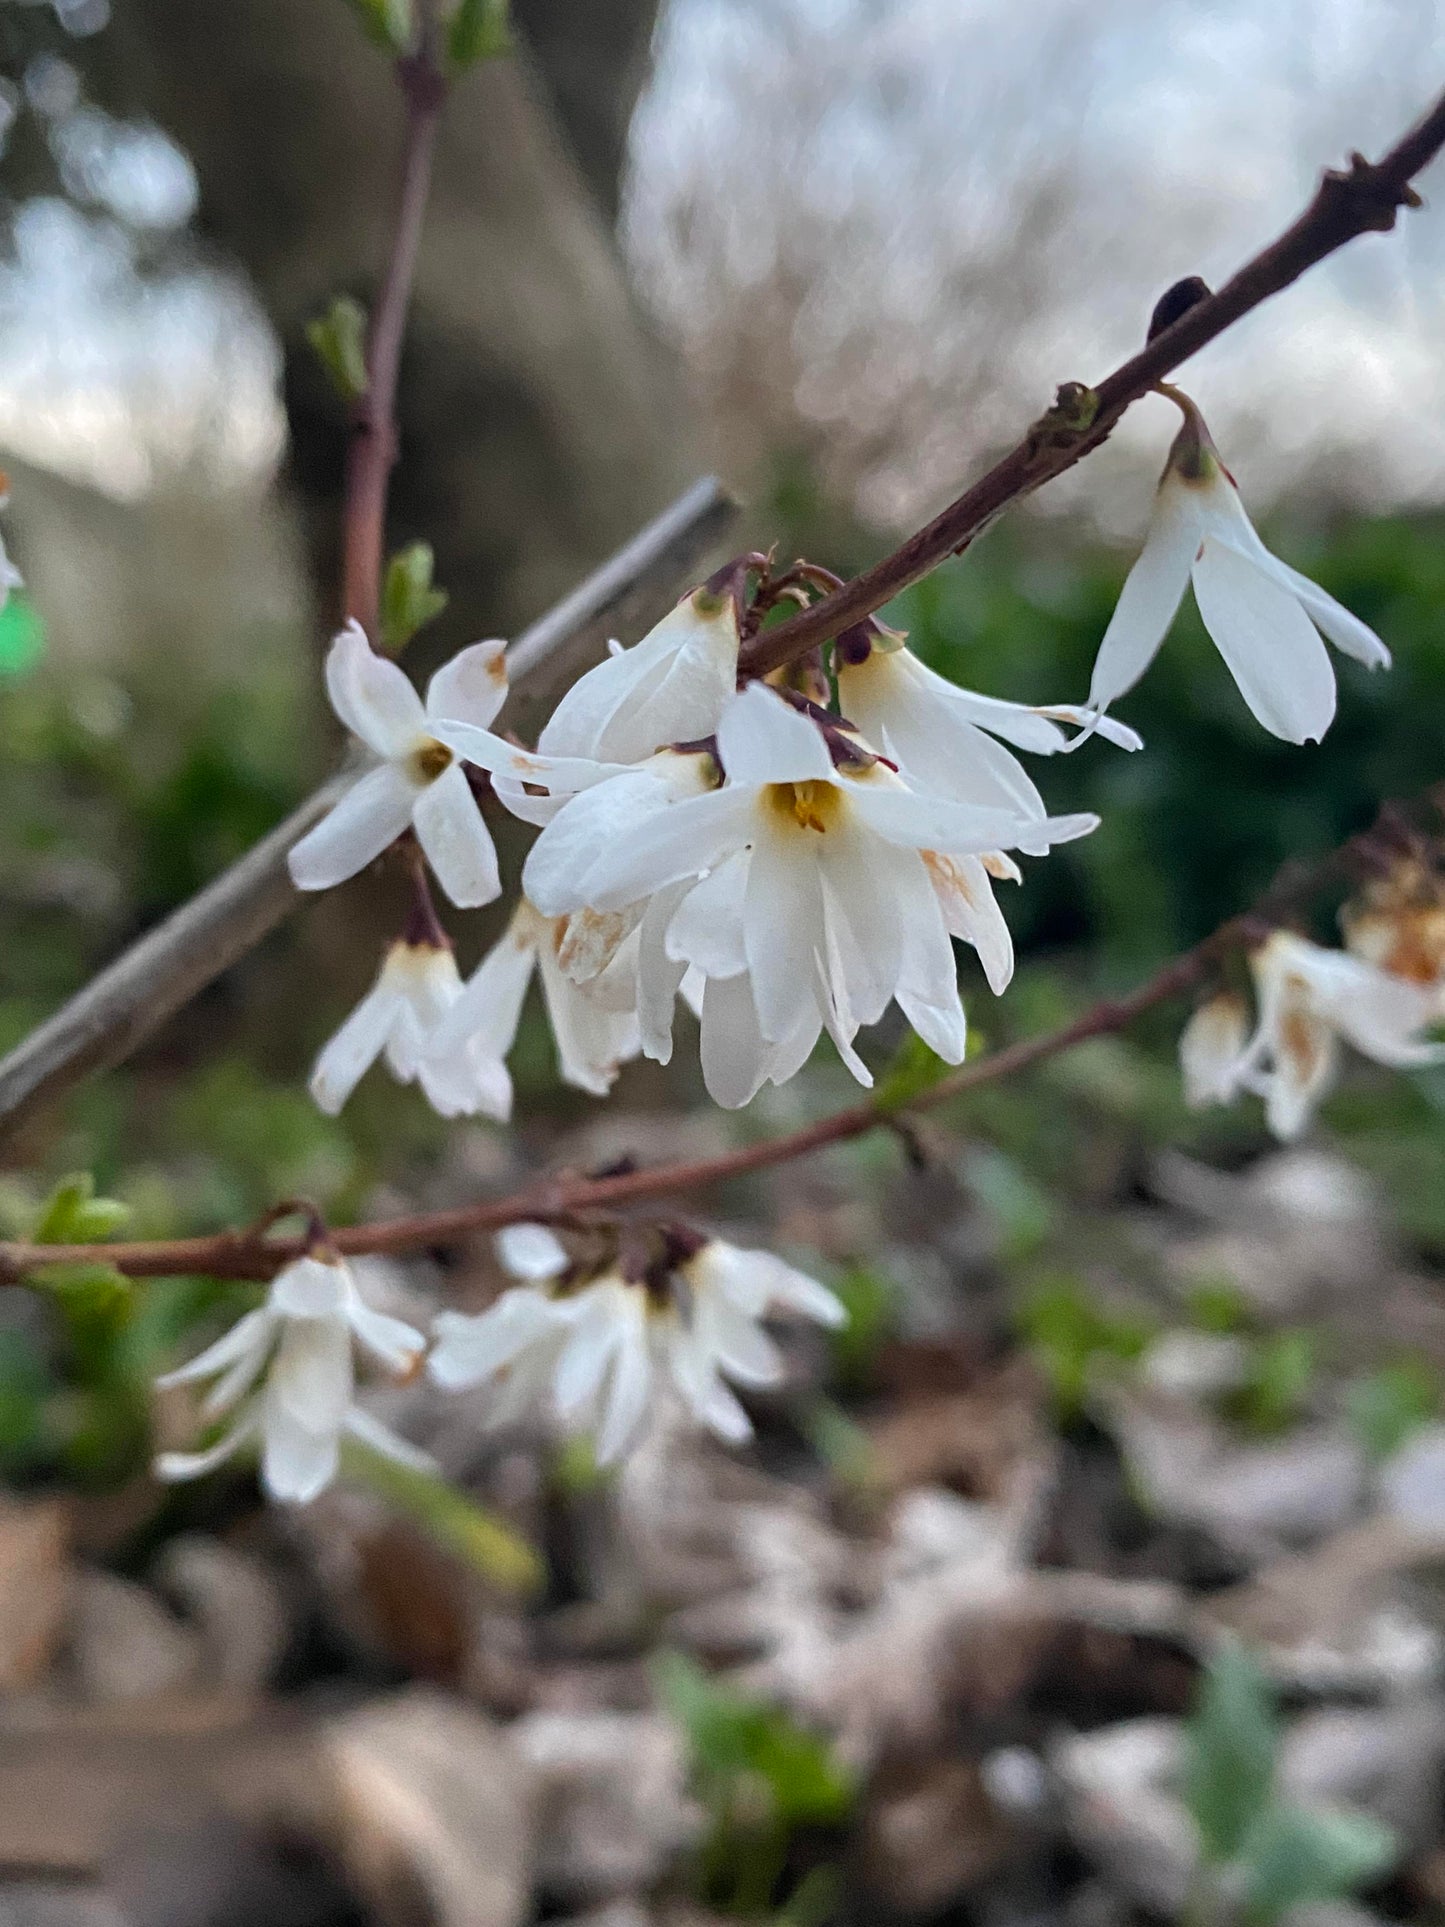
412, 738, 454, 783
764, 779, 841, 834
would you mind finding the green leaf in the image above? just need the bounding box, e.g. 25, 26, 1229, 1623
1184, 1640, 1279, 1864
1242, 1803, 1396, 1923
824, 1266, 895, 1390
341, 1437, 542, 1595
447, 0, 512, 67
871, 1030, 948, 1114
29, 1261, 131, 1319
306, 294, 370, 404
339, 0, 413, 52
1017, 1273, 1153, 1420
32, 1173, 130, 1246
380, 541, 449, 652
1346, 1359, 1437, 1463
1225, 1330, 1317, 1437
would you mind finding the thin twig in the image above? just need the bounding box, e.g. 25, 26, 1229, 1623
738, 87, 1445, 679
340, 13, 448, 636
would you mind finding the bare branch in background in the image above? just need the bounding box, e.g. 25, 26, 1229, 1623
0, 475, 737, 1141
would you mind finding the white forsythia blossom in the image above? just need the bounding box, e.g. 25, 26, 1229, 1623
1182, 932, 1445, 1141
1086, 396, 1390, 744
836, 628, 1141, 828
522, 683, 1096, 1101
428, 1224, 845, 1463
1178, 991, 1251, 1109
1340, 858, 1445, 998
534, 585, 740, 764
428, 896, 641, 1098
287, 622, 612, 907
310, 935, 511, 1119
155, 1252, 429, 1503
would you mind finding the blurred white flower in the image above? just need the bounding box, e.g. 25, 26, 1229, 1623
533, 682, 1095, 1093
836, 635, 1140, 830
427, 897, 640, 1098
309, 936, 511, 1120
428, 1224, 845, 1462
1232, 931, 1445, 1139
534, 586, 740, 764
154, 1252, 429, 1503
288, 624, 614, 907
1178, 990, 1252, 1109
1086, 400, 1389, 744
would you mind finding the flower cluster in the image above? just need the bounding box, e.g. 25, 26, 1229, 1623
1180, 923, 1445, 1141
156, 1222, 845, 1496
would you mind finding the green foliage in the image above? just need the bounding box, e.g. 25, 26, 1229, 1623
339, 0, 413, 53
1186, 1278, 1254, 1335
1184, 1641, 1396, 1925
799, 1395, 877, 1494
1017, 1273, 1154, 1419
1223, 1330, 1318, 1437
824, 1265, 895, 1391
1185, 1641, 1280, 1864
33, 1171, 130, 1245
380, 540, 449, 653
447, 0, 512, 67
307, 294, 370, 402
871, 1030, 948, 1113
1241, 1804, 1396, 1923
657, 1650, 853, 1915
341, 1437, 542, 1593
1346, 1358, 1438, 1462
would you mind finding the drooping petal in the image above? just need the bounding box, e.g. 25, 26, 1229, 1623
429, 911, 538, 1061
342, 1404, 438, 1472
154, 1408, 260, 1483
428, 1288, 566, 1390
923, 851, 1013, 996
287, 762, 417, 892
716, 683, 833, 787
155, 1306, 273, 1389
668, 1333, 754, 1443
665, 851, 750, 978
847, 779, 1093, 859
411, 762, 501, 908
1178, 993, 1251, 1108
694, 1293, 785, 1386
325, 621, 428, 758
260, 1401, 340, 1504
698, 970, 778, 1110
817, 820, 903, 1029
635, 881, 693, 1065
425, 637, 509, 730
309, 976, 401, 1115
537, 939, 639, 1096
744, 827, 826, 1045
268, 1316, 354, 1432
345, 1294, 426, 1372
1087, 476, 1202, 713
523, 769, 689, 917
270, 1256, 350, 1320
416, 1044, 513, 1120
553, 1284, 627, 1417
893, 855, 968, 1060
593, 1292, 653, 1464
428, 719, 626, 798
1192, 538, 1337, 743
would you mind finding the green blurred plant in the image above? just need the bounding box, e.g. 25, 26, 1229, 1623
1017, 1273, 1154, 1420
1221, 1331, 1319, 1438
1184, 1640, 1395, 1925
656, 1650, 853, 1918
1346, 1358, 1438, 1462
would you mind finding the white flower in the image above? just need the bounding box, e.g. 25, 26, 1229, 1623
836, 637, 1141, 830
534, 586, 739, 764
427, 897, 640, 1098
1086, 401, 1389, 744
1232, 931, 1445, 1140
428, 1225, 845, 1463
288, 624, 615, 907
528, 683, 1096, 1095
1178, 991, 1252, 1109
309, 936, 512, 1120
154, 1252, 430, 1503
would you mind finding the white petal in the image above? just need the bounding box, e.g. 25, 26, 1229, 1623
637, 881, 692, 1064
847, 779, 1087, 858
1249, 552, 1391, 670
924, 851, 1013, 996
154, 1408, 259, 1483
541, 592, 739, 763
343, 1405, 437, 1472
287, 762, 417, 892
155, 1306, 272, 1389
665, 852, 750, 978
716, 683, 832, 787
553, 1285, 627, 1416
699, 970, 776, 1109
346, 1297, 426, 1372
429, 913, 537, 1061
574, 787, 753, 913
269, 1316, 354, 1431
496, 1222, 569, 1281
425, 637, 509, 729
325, 620, 427, 758
593, 1298, 653, 1464
260, 1403, 340, 1504
1087, 475, 1201, 712
538, 942, 639, 1095
411, 762, 500, 908
428, 1289, 564, 1390
744, 830, 826, 1045
270, 1256, 349, 1320
818, 821, 903, 1027
668, 1332, 753, 1443
523, 770, 681, 917
309, 976, 401, 1114
1192, 539, 1337, 743
696, 1295, 785, 1386
428, 719, 624, 796
415, 1045, 512, 1120
1179, 995, 1251, 1108
895, 860, 968, 1060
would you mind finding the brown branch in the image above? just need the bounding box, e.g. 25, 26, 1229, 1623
738, 87, 1445, 679
340, 17, 448, 636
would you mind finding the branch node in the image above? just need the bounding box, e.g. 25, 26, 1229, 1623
1024, 381, 1099, 458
